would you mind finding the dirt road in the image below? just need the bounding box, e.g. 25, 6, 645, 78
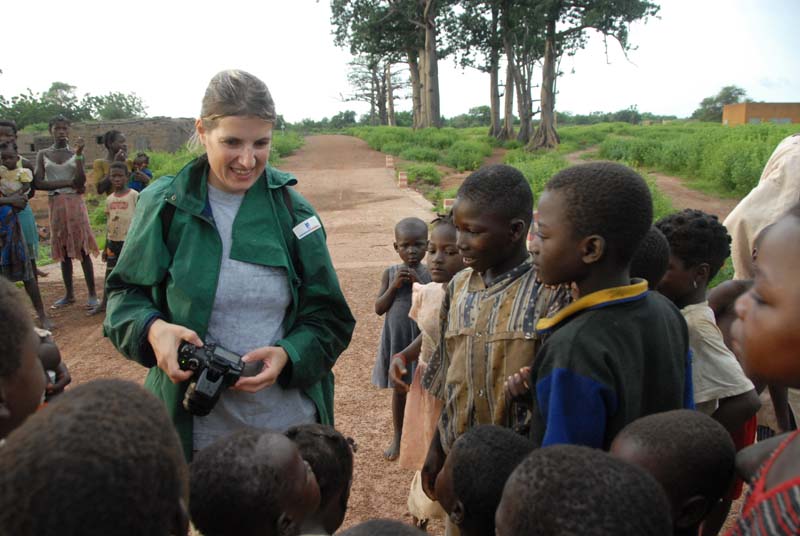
35, 135, 439, 531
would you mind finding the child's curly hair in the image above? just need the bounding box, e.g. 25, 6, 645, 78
656, 209, 731, 280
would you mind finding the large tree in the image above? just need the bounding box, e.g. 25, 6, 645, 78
527, 0, 659, 150
692, 85, 748, 123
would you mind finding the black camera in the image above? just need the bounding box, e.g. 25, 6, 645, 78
178, 341, 244, 416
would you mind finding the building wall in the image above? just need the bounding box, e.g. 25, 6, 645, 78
17, 117, 194, 164
723, 103, 800, 126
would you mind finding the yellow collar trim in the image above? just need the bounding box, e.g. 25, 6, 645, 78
536, 280, 649, 333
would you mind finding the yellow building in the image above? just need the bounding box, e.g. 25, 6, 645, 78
723, 103, 800, 126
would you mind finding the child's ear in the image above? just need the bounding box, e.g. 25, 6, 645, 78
694, 263, 711, 286
393, 242, 400, 252
580, 235, 606, 265
450, 500, 466, 527
276, 513, 298, 536
509, 218, 527, 243
171, 498, 190, 536
675, 495, 710, 530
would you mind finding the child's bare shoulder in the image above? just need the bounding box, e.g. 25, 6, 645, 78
708, 280, 752, 315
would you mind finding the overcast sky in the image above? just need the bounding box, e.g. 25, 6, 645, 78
2, 0, 798, 122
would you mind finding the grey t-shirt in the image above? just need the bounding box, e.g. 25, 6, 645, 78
193, 184, 317, 451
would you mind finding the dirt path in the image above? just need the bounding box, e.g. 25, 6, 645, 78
33, 135, 440, 532
565, 147, 740, 220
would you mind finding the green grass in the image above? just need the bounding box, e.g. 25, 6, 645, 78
405, 163, 442, 186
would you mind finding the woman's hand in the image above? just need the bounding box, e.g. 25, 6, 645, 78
388, 354, 410, 393
9, 195, 28, 211
114, 147, 127, 162
74, 137, 85, 156
147, 319, 200, 383
233, 346, 289, 392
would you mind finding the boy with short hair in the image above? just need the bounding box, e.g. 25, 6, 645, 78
421, 164, 570, 501
610, 410, 736, 536
434, 425, 534, 536
89, 160, 138, 316
529, 162, 692, 449
0, 379, 190, 536
630, 225, 671, 289
190, 428, 321, 536
0, 278, 46, 441
495, 444, 672, 536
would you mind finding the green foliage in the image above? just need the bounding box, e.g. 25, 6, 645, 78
592, 122, 793, 195
406, 163, 442, 186
400, 146, 441, 162
440, 140, 492, 171
692, 85, 748, 122
505, 149, 570, 202
0, 82, 147, 128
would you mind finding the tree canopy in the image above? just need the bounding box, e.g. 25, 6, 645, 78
691, 85, 748, 123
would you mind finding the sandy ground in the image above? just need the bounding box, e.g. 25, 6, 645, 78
34, 134, 443, 532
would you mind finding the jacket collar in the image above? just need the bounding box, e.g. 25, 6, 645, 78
535, 279, 648, 334
166, 156, 297, 216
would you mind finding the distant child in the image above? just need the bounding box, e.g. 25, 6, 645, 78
528, 162, 692, 449
0, 141, 50, 328
93, 129, 131, 195
725, 204, 800, 535
630, 226, 671, 289
190, 428, 321, 536
495, 444, 672, 536
129, 152, 152, 192
655, 209, 760, 535
387, 214, 463, 528
420, 165, 571, 516
89, 161, 138, 316
433, 425, 533, 536
339, 520, 426, 535
0, 277, 47, 441
286, 423, 355, 536
0, 120, 34, 170
610, 410, 736, 536
373, 216, 431, 460
35, 328, 70, 400
0, 379, 190, 536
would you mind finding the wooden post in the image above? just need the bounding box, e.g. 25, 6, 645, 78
398, 171, 408, 188
386, 155, 394, 168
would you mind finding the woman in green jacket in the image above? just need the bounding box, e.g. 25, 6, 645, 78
103, 70, 355, 460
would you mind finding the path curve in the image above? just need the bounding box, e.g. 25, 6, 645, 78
33, 134, 440, 532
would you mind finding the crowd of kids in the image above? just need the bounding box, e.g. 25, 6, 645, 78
4, 130, 800, 535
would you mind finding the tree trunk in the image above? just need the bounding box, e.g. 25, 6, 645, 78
528, 18, 560, 150
500, 36, 515, 140
408, 51, 423, 129
423, 0, 441, 128
514, 61, 530, 144
488, 4, 501, 138
385, 62, 396, 126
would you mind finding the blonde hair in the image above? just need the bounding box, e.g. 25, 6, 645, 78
188, 69, 276, 152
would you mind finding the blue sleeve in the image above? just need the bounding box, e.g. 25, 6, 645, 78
683, 349, 695, 409
144, 169, 153, 178
536, 367, 618, 449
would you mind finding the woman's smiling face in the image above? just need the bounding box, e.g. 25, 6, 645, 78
197, 115, 273, 195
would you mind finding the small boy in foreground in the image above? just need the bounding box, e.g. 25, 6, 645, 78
529, 162, 692, 449
610, 410, 736, 536
0, 379, 190, 536
495, 444, 672, 536
420, 165, 570, 502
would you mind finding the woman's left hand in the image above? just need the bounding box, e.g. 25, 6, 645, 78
233, 346, 289, 392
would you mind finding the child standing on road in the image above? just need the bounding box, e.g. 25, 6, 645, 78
373, 217, 431, 461
389, 214, 464, 528
89, 161, 138, 316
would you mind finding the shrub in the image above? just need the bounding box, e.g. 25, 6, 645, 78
406, 163, 442, 186
400, 146, 441, 162
440, 140, 492, 171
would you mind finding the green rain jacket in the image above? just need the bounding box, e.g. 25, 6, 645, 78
103, 157, 355, 460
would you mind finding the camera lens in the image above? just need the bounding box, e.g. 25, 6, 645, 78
188, 357, 201, 371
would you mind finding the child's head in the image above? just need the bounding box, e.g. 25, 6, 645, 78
0, 379, 189, 536
435, 425, 533, 536
109, 160, 129, 191
495, 444, 671, 536
0, 140, 20, 170
190, 428, 321, 536
133, 153, 148, 170
427, 213, 464, 284
0, 278, 46, 440
0, 120, 17, 143
532, 162, 652, 286
655, 209, 730, 305
453, 164, 532, 274
103, 129, 127, 155
630, 226, 671, 290
733, 204, 800, 385
136, 152, 150, 165
394, 217, 428, 268
285, 423, 355, 534
610, 410, 735, 534
48, 114, 71, 140
339, 519, 425, 535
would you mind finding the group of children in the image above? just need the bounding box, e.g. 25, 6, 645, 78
371, 160, 800, 535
